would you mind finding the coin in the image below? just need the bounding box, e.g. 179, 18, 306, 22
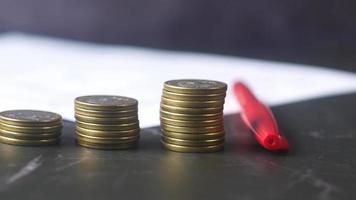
0, 123, 62, 134
75, 114, 138, 124
160, 104, 223, 114
76, 126, 140, 136
162, 135, 224, 147
77, 131, 139, 141
164, 79, 227, 94
1, 129, 61, 140
76, 132, 139, 144
75, 95, 138, 111
159, 79, 227, 153
0, 135, 59, 146
160, 116, 222, 127
75, 107, 138, 118
162, 89, 226, 101
161, 123, 224, 133
76, 120, 139, 131
76, 128, 140, 138
161, 129, 225, 140
0, 110, 62, 127
161, 97, 224, 108
161, 140, 224, 153
77, 139, 138, 150
160, 109, 223, 121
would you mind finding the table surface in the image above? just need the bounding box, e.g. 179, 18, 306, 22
0, 93, 355, 200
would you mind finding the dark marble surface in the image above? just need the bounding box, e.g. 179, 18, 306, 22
0, 93, 355, 200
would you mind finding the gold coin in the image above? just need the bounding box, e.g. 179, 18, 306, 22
161, 140, 224, 153
0, 110, 61, 127
75, 107, 138, 118
76, 120, 139, 131
161, 123, 224, 133
160, 104, 223, 114
77, 139, 137, 150
160, 109, 223, 121
75, 95, 138, 111
161, 129, 225, 140
76, 132, 139, 144
0, 135, 59, 146
160, 116, 223, 127
75, 114, 138, 124
162, 89, 226, 101
77, 131, 139, 141
0, 129, 61, 140
76, 127, 140, 138
164, 79, 227, 94
162, 135, 224, 147
0, 123, 62, 134
76, 126, 140, 137
161, 97, 225, 108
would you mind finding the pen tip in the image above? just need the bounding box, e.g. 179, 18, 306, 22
263, 135, 289, 151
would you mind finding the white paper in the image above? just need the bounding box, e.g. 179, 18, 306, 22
0, 33, 355, 127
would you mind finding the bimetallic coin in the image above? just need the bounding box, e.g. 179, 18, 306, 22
162, 135, 224, 147
161, 97, 225, 108
160, 104, 223, 115
0, 129, 61, 140
76, 126, 140, 137
75, 107, 137, 118
76, 128, 140, 138
0, 135, 59, 146
161, 129, 225, 140
164, 79, 227, 94
162, 89, 226, 101
160, 116, 223, 127
161, 140, 224, 153
0, 110, 62, 127
0, 123, 62, 134
160, 109, 223, 121
76, 132, 139, 144
77, 139, 138, 150
75, 95, 138, 111
75, 114, 138, 124
161, 123, 224, 133
76, 120, 139, 131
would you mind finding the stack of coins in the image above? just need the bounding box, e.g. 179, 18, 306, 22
0, 110, 62, 146
160, 79, 227, 153
75, 95, 140, 150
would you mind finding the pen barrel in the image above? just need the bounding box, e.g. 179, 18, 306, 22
234, 81, 289, 151
233, 82, 259, 107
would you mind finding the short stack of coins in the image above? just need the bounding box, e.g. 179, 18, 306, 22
0, 110, 62, 146
75, 95, 140, 150
160, 79, 227, 153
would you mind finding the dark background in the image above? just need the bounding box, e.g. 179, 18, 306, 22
0, 0, 355, 71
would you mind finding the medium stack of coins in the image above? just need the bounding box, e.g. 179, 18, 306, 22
75, 95, 140, 150
0, 110, 62, 146
160, 79, 227, 153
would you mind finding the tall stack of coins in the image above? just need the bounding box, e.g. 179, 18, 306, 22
160, 79, 227, 153
0, 110, 62, 146
75, 95, 140, 150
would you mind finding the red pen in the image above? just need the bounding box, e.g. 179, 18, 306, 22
233, 82, 289, 151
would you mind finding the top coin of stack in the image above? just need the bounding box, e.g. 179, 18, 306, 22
75, 95, 140, 150
0, 110, 62, 146
160, 79, 227, 153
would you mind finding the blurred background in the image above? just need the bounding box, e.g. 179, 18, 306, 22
0, 0, 355, 71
